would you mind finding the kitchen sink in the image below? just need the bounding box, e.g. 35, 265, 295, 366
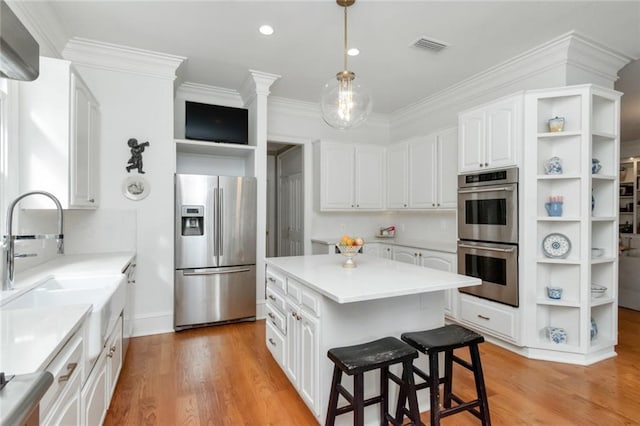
1, 274, 127, 365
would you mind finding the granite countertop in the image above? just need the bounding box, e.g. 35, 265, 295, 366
265, 254, 479, 304
310, 236, 457, 254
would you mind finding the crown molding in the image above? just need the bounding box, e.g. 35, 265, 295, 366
62, 38, 185, 80
6, 0, 68, 58
239, 70, 281, 105
269, 96, 390, 127
391, 31, 634, 129
176, 82, 244, 107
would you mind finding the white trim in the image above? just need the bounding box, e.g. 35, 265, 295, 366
131, 311, 173, 337
391, 31, 633, 130
177, 82, 244, 107
62, 37, 185, 80
6, 1, 67, 58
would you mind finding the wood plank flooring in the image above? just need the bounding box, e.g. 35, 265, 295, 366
105, 308, 640, 425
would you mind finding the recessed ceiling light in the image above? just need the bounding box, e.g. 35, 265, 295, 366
259, 25, 274, 36
347, 48, 360, 56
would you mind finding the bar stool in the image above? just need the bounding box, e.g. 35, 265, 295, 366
399, 324, 491, 426
325, 336, 422, 426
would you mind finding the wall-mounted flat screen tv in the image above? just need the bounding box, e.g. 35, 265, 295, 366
185, 101, 249, 145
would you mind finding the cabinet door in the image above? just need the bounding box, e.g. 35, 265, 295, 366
363, 243, 381, 257
458, 111, 485, 173
381, 245, 393, 259
393, 247, 418, 264
106, 317, 123, 400
485, 97, 519, 170
409, 135, 438, 208
321, 143, 355, 209
299, 314, 319, 415
386, 143, 409, 209
81, 351, 108, 426
70, 73, 99, 208
44, 370, 82, 426
284, 301, 300, 384
437, 127, 458, 208
355, 145, 385, 209
420, 254, 453, 272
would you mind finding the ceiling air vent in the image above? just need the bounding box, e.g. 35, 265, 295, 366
410, 36, 449, 52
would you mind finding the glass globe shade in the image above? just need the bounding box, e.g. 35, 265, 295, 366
320, 72, 373, 130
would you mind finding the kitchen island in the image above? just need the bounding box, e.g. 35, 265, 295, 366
264, 254, 480, 425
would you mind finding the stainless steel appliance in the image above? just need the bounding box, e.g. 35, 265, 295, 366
457, 240, 518, 306
174, 174, 257, 330
458, 168, 518, 244
457, 168, 519, 307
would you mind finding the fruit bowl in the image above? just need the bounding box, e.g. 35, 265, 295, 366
336, 244, 362, 268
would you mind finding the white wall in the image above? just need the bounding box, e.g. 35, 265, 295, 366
67, 63, 177, 336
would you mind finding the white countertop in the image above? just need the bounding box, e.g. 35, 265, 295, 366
0, 305, 91, 375
310, 237, 457, 254
0, 252, 134, 375
265, 254, 479, 303
0, 252, 135, 306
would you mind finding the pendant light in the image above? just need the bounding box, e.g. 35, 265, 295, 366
320, 0, 372, 130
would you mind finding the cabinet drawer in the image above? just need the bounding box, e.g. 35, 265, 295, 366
266, 286, 286, 314
266, 268, 286, 293
266, 303, 286, 335
266, 321, 285, 367
459, 296, 517, 340
286, 277, 302, 301
300, 287, 320, 317
40, 333, 83, 418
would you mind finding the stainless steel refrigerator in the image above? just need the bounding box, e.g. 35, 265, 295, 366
174, 174, 257, 330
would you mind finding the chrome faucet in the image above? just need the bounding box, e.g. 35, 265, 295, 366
2, 191, 64, 291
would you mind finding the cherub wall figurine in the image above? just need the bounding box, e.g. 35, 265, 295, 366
126, 138, 150, 174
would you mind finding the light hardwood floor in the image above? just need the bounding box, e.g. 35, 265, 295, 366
105, 308, 640, 425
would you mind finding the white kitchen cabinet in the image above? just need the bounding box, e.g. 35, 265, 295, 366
41, 331, 84, 425
81, 315, 123, 425
18, 56, 100, 209
363, 242, 392, 259
316, 141, 385, 210
265, 272, 320, 416
386, 127, 458, 210
458, 94, 522, 173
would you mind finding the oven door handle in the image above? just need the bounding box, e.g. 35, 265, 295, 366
458, 244, 516, 253
458, 187, 514, 194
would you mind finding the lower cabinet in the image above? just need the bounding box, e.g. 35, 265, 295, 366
457, 294, 520, 344
41, 331, 84, 425
81, 314, 124, 425
266, 270, 320, 416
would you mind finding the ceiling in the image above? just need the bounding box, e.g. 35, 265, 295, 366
42, 1, 640, 138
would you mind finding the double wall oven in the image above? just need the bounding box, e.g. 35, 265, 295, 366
457, 168, 519, 307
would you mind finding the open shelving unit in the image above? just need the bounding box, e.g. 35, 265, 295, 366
523, 85, 621, 364
175, 138, 256, 177
618, 159, 639, 234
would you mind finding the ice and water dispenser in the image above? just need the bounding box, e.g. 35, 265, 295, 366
180, 205, 204, 236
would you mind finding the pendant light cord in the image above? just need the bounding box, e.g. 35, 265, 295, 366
343, 5, 348, 71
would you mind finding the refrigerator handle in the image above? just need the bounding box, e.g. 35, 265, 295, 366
183, 267, 251, 276
219, 188, 224, 256
213, 187, 219, 257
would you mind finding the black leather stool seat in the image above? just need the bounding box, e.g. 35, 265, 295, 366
401, 324, 484, 354
328, 336, 418, 375
325, 337, 422, 426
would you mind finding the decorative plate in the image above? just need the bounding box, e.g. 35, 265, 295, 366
123, 176, 150, 201
542, 233, 571, 258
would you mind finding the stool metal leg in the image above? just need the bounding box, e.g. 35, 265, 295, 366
326, 366, 343, 426
428, 353, 441, 426
354, 373, 365, 426
469, 344, 491, 426
443, 349, 453, 409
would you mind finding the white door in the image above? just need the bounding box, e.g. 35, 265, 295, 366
485, 97, 518, 169
393, 247, 417, 265
458, 111, 485, 173
284, 301, 300, 384
299, 314, 319, 415
321, 143, 354, 209
277, 146, 304, 257
386, 143, 409, 209
266, 155, 277, 257
409, 135, 438, 208
437, 127, 459, 209
70, 73, 91, 207
355, 145, 385, 209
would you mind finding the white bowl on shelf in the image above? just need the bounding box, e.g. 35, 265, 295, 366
591, 248, 604, 258
591, 284, 607, 298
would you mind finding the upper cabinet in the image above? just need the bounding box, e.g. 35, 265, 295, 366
316, 142, 385, 211
458, 95, 522, 173
19, 57, 100, 209
386, 127, 458, 210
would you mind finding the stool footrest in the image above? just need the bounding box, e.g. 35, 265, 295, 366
451, 354, 473, 371
441, 397, 482, 419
